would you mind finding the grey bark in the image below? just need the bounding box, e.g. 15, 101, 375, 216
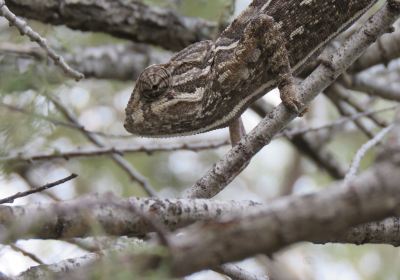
169, 161, 400, 276
2, 194, 400, 247
350, 27, 400, 72
0, 194, 260, 243
5, 0, 217, 51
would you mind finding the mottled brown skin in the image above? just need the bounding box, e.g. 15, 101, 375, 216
125, 0, 378, 137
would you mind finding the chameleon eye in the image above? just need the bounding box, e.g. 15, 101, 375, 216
137, 65, 171, 100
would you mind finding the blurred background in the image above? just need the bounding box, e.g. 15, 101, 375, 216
0, 0, 399, 279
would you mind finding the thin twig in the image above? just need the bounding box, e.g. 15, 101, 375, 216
0, 173, 77, 204
327, 88, 375, 139
350, 75, 400, 102
1, 106, 395, 164
0, 102, 132, 139
15, 167, 99, 254
10, 244, 44, 265
49, 96, 157, 197
0, 140, 229, 163
15, 166, 62, 201
0, 0, 84, 80
278, 106, 396, 138
0, 102, 82, 130
344, 124, 394, 184
3, 99, 393, 146
334, 83, 388, 127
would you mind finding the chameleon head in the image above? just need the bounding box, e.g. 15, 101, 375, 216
124, 64, 204, 137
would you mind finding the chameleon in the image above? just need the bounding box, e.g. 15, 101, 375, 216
124, 0, 379, 137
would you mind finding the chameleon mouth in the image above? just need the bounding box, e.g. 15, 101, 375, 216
123, 115, 135, 134
123, 109, 144, 134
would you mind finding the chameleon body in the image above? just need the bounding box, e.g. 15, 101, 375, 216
124, 0, 378, 137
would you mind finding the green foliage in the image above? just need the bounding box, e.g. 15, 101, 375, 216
146, 0, 235, 21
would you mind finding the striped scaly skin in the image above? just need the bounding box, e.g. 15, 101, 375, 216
124, 0, 378, 137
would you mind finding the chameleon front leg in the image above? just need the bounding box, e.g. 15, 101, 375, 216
224, 14, 302, 145
233, 14, 303, 113
215, 13, 304, 143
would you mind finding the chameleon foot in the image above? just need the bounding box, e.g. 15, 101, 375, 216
278, 74, 304, 115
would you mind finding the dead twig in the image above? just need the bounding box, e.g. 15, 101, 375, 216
0, 173, 77, 204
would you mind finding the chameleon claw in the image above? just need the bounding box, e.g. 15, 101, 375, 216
283, 98, 304, 115
280, 90, 307, 117
292, 99, 308, 117
279, 81, 304, 116
283, 99, 299, 113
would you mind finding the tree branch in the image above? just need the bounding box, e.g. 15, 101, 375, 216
4, 0, 217, 51
345, 124, 394, 183
317, 217, 400, 246
0, 174, 77, 204
215, 264, 269, 280
350, 74, 400, 101
7, 159, 400, 277
169, 160, 400, 276
326, 85, 375, 139
350, 27, 400, 72
15, 238, 144, 280
251, 99, 347, 180
0, 194, 260, 243
2, 193, 400, 247
16, 252, 101, 280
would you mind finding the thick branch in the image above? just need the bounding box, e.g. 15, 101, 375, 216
319, 217, 400, 246
350, 27, 400, 72
9, 160, 400, 278
170, 161, 400, 276
0, 194, 260, 243
2, 194, 400, 247
4, 0, 217, 51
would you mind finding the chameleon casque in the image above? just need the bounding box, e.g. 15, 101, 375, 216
124, 0, 378, 137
